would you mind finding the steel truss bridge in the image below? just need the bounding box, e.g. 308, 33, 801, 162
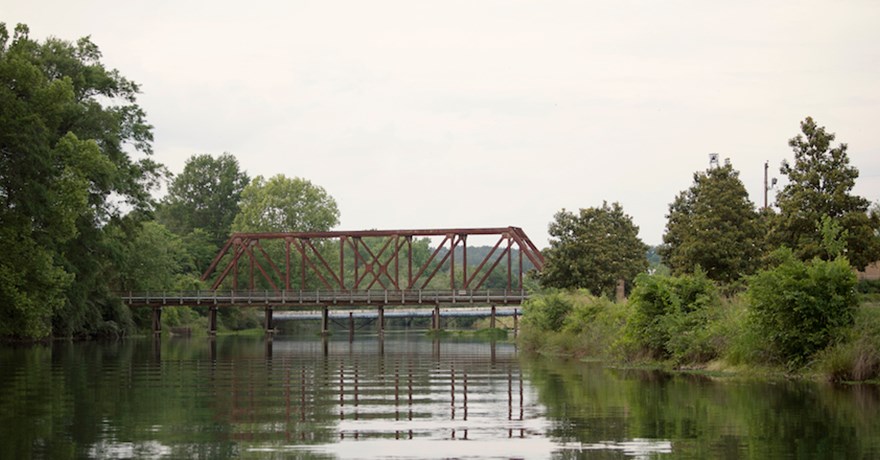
121, 227, 544, 335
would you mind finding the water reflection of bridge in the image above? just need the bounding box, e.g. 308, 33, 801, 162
190, 339, 530, 443
122, 227, 544, 335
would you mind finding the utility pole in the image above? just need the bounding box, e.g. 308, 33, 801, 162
764, 161, 769, 210
763, 161, 777, 211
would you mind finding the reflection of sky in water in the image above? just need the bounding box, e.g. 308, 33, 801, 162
257, 438, 673, 459
88, 441, 172, 459
7, 335, 877, 459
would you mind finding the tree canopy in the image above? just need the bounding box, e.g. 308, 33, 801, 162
660, 162, 764, 283
772, 117, 880, 269
158, 153, 249, 246
539, 202, 648, 296
0, 23, 160, 339
232, 174, 339, 233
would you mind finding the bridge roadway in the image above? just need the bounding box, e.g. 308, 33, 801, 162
122, 289, 527, 307
272, 306, 521, 320
120, 289, 530, 335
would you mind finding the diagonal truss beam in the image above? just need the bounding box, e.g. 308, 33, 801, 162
201, 227, 544, 292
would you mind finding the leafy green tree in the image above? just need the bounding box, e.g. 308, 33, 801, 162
115, 222, 189, 292
772, 117, 880, 269
232, 174, 339, 232
0, 24, 160, 339
540, 202, 648, 296
157, 153, 249, 246
660, 163, 764, 283
219, 175, 338, 292
747, 248, 858, 368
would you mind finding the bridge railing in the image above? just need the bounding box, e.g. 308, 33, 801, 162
120, 289, 531, 307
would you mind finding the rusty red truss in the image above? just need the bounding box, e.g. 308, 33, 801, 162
201, 227, 544, 292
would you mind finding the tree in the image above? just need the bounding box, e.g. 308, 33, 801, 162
540, 202, 648, 296
772, 117, 880, 269
0, 24, 161, 339
114, 221, 189, 292
232, 174, 339, 233
157, 153, 249, 246
660, 162, 764, 283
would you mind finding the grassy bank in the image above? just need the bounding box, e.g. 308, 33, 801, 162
519, 278, 880, 383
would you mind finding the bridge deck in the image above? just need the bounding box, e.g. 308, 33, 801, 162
121, 289, 530, 308
273, 306, 521, 320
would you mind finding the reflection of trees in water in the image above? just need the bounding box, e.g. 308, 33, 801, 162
522, 356, 880, 458
15, 337, 879, 458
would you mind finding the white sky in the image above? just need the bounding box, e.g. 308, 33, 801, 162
4, 0, 879, 247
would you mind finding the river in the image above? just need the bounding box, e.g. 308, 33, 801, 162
1, 333, 879, 459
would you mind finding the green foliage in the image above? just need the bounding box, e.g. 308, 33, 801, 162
747, 248, 858, 368
232, 174, 339, 233
523, 291, 575, 332
661, 162, 764, 283
622, 270, 719, 364
520, 290, 630, 358
115, 221, 190, 292
157, 153, 249, 246
0, 23, 160, 339
819, 215, 848, 258
540, 201, 648, 296
815, 305, 880, 381
772, 117, 880, 269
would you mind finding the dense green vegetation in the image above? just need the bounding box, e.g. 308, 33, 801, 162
771, 117, 880, 270
521, 275, 879, 381
523, 116, 880, 381
0, 24, 160, 339
661, 162, 764, 284
539, 202, 648, 296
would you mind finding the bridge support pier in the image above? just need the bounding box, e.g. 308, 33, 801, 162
321, 306, 329, 335
208, 306, 218, 336
513, 309, 518, 337
264, 306, 274, 334
432, 305, 441, 330
378, 306, 385, 335
490, 305, 496, 329
348, 312, 355, 341
152, 306, 162, 335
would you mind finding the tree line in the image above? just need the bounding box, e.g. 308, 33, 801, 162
539, 117, 880, 295
0, 24, 534, 338
529, 117, 880, 378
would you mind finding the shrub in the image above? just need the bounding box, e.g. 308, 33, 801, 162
522, 291, 575, 332
622, 269, 719, 363
747, 249, 858, 368
520, 290, 629, 358
816, 305, 880, 381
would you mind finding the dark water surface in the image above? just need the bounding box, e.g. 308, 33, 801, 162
1, 334, 879, 459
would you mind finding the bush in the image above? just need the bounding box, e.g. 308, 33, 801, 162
747, 249, 858, 368
622, 269, 719, 364
519, 290, 629, 358
522, 291, 576, 332
815, 304, 880, 381
857, 279, 880, 294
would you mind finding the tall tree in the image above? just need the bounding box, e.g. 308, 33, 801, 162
772, 117, 880, 269
540, 202, 648, 296
232, 174, 339, 233
0, 24, 161, 338
157, 153, 249, 246
660, 162, 764, 283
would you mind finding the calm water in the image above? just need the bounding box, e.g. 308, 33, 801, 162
1, 333, 879, 459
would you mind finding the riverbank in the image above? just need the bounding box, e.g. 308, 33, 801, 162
517, 288, 880, 383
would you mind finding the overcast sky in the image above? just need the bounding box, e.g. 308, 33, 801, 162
5, 1, 880, 247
